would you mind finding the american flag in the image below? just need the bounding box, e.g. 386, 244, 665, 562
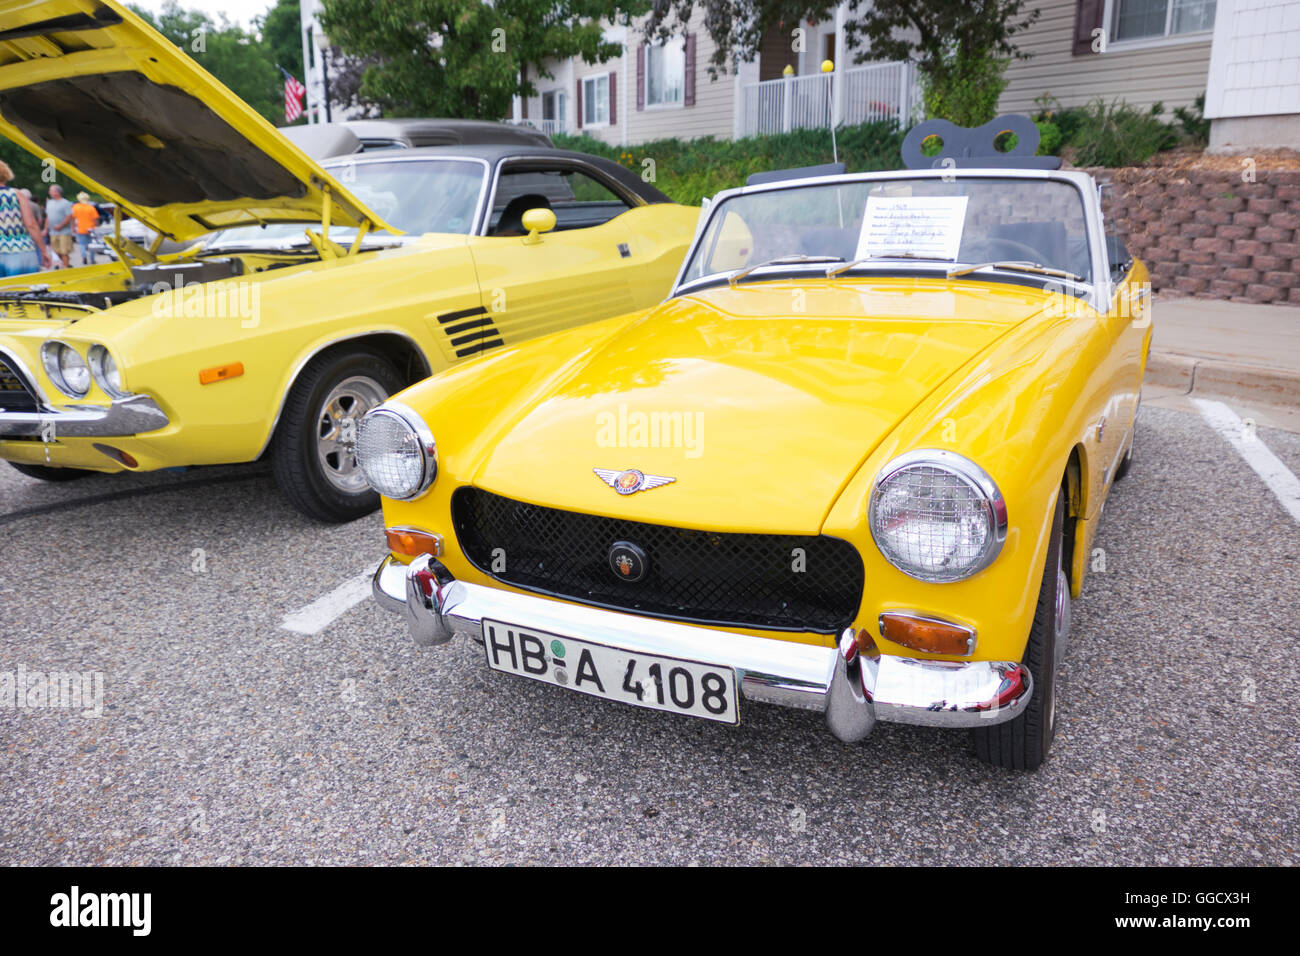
281, 67, 306, 123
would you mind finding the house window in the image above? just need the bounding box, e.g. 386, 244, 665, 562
645, 37, 685, 107
582, 75, 610, 126
542, 90, 566, 126
1112, 0, 1216, 42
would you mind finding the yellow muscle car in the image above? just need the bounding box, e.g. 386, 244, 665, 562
0, 0, 698, 520
362, 122, 1152, 770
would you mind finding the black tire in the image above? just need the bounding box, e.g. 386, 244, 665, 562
972, 488, 1067, 771
271, 347, 403, 522
8, 461, 91, 482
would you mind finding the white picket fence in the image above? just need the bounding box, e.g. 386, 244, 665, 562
738, 60, 918, 137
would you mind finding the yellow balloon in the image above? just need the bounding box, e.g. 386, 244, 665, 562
821, 59, 834, 73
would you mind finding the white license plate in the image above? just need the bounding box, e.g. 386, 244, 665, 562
482, 620, 739, 724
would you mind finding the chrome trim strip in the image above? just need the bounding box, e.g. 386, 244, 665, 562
0, 393, 169, 438
372, 555, 1031, 733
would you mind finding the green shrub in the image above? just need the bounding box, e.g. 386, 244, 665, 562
921, 56, 1010, 128
554, 119, 904, 206
1173, 93, 1210, 145
1033, 120, 1062, 156
1068, 98, 1180, 167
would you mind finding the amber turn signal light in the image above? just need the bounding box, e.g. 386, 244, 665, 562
878, 612, 976, 656
385, 527, 444, 558
199, 362, 244, 385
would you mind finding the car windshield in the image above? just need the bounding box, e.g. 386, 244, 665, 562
205, 158, 485, 250
681, 175, 1093, 286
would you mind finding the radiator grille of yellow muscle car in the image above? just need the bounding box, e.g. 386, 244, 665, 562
0, 354, 40, 413
451, 487, 865, 633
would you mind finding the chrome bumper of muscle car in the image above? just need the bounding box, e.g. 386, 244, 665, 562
373, 554, 1032, 738
0, 394, 169, 438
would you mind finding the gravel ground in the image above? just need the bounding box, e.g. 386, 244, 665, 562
0, 403, 1296, 865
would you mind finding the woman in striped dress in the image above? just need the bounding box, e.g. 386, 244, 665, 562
0, 160, 51, 277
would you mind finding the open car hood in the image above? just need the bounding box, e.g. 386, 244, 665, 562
0, 0, 392, 242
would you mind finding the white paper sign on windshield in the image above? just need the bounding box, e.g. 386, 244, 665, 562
856, 195, 969, 261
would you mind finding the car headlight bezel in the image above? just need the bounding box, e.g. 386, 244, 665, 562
87, 344, 128, 399
868, 449, 1008, 584
40, 341, 91, 399
355, 402, 437, 501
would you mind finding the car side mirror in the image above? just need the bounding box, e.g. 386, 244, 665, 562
521, 208, 556, 245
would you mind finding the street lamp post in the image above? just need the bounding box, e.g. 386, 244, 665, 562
315, 31, 332, 123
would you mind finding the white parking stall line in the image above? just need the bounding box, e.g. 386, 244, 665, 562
281, 570, 374, 635
1194, 398, 1300, 526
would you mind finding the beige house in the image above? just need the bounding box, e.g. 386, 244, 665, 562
1001, 0, 1216, 115
512, 9, 917, 146
500, 1, 1295, 152
1002, 0, 1298, 152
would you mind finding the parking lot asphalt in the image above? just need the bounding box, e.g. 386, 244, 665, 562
1, 402, 1297, 866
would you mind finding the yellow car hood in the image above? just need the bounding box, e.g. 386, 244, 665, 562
0, 0, 390, 241
472, 280, 1053, 533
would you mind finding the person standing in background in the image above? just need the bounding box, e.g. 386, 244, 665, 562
0, 161, 51, 276
19, 188, 44, 235
44, 184, 73, 268
72, 191, 99, 265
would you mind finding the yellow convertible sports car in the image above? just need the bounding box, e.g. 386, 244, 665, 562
362, 120, 1151, 769
0, 0, 697, 520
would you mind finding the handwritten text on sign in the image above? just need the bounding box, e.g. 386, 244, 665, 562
856, 195, 969, 261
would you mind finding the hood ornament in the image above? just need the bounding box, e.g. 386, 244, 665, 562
593, 468, 676, 495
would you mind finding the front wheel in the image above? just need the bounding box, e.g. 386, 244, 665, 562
271, 348, 403, 522
972, 488, 1068, 771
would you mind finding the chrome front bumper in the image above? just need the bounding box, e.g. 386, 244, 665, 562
373, 554, 1032, 739
0, 394, 169, 438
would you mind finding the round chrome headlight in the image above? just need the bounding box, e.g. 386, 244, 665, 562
356, 403, 437, 500
88, 345, 127, 398
41, 341, 90, 398
868, 450, 1007, 583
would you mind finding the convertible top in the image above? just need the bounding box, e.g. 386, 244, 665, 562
338, 144, 674, 207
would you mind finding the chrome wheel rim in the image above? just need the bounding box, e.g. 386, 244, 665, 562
315, 375, 387, 494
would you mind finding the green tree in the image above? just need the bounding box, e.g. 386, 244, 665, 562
318, 0, 648, 119
260, 0, 305, 81
130, 2, 283, 123
644, 0, 1039, 126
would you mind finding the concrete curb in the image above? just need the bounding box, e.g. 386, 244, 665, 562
1146, 351, 1300, 409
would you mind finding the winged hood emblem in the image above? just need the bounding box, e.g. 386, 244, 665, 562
594, 468, 676, 495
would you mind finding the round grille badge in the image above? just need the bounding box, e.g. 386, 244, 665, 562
614, 469, 645, 494
608, 540, 648, 583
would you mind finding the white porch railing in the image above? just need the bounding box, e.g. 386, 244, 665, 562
505, 118, 570, 137
738, 60, 918, 138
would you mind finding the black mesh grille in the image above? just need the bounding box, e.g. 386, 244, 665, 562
452, 487, 864, 633
0, 355, 39, 413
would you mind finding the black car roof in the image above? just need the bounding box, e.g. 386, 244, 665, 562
328, 144, 674, 206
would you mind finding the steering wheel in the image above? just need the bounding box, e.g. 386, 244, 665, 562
961, 236, 1045, 264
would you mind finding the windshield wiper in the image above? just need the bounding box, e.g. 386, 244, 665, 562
726, 254, 843, 288
826, 252, 955, 277
947, 260, 1084, 282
